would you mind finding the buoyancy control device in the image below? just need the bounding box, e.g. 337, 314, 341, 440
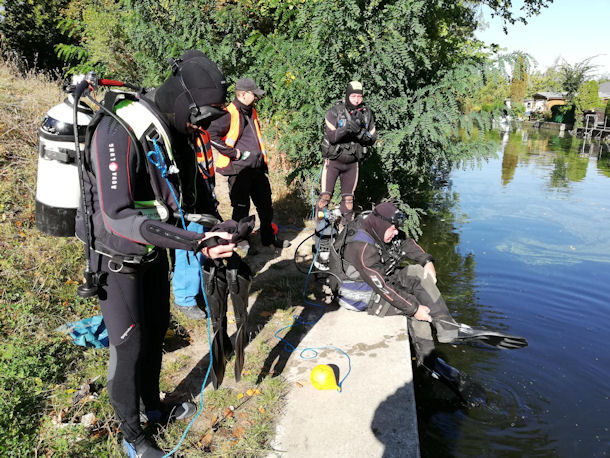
36, 77, 95, 236
316, 210, 410, 312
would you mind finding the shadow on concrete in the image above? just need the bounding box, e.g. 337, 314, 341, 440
371, 381, 420, 458
255, 294, 339, 383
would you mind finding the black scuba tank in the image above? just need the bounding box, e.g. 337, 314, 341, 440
36, 79, 94, 236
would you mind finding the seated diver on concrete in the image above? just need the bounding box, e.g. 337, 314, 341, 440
328, 202, 527, 404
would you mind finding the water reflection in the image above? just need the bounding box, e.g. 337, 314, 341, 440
496, 130, 604, 188
596, 144, 610, 177
415, 128, 610, 457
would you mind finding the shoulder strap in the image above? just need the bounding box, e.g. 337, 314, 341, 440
84, 91, 140, 173
332, 100, 352, 122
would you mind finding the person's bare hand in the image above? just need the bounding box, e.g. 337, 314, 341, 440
199, 231, 235, 259
413, 305, 432, 322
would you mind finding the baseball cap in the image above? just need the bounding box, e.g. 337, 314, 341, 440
235, 77, 265, 96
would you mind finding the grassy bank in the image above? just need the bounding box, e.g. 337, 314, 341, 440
0, 58, 312, 456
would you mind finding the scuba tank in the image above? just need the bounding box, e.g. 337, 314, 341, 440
36, 77, 94, 236
312, 208, 341, 271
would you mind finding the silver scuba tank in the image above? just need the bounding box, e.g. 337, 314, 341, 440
313, 208, 342, 270
35, 83, 94, 236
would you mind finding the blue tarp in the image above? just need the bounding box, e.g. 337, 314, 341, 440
56, 315, 109, 348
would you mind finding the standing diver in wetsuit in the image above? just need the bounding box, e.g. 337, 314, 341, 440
76, 51, 246, 456
316, 81, 377, 222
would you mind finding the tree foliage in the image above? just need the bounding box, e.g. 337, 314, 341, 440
528, 66, 562, 96
54, 0, 140, 80
574, 80, 602, 113
473, 70, 510, 112
559, 56, 599, 102
1, 0, 553, 204
473, 0, 554, 31
510, 54, 529, 103
0, 0, 75, 71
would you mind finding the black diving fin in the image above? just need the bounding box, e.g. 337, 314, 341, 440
227, 257, 251, 383
203, 262, 229, 389
421, 356, 487, 407
437, 319, 528, 350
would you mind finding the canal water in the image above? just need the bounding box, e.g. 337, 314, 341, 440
415, 129, 610, 457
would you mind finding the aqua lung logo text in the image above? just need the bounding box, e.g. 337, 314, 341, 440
108, 143, 119, 189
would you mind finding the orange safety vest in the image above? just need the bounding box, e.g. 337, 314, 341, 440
195, 129, 214, 180
216, 102, 267, 174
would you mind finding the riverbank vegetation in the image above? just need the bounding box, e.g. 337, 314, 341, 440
2, 0, 560, 201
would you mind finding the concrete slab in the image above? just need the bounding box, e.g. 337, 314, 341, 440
268, 308, 419, 458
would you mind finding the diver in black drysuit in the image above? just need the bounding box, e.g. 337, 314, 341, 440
337, 203, 527, 404
340, 204, 458, 359
76, 51, 247, 457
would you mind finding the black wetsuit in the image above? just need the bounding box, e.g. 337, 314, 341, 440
76, 101, 207, 444
318, 101, 377, 218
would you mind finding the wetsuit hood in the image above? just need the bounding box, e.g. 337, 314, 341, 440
155, 50, 227, 134
345, 80, 363, 110
363, 202, 398, 241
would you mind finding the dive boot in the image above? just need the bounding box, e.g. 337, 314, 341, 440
227, 259, 251, 382
422, 356, 487, 407
437, 319, 528, 350
203, 261, 230, 389
122, 437, 165, 458
141, 401, 197, 424
175, 304, 207, 320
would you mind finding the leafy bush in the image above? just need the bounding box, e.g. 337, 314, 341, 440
47, 0, 543, 206
0, 0, 75, 71
551, 104, 575, 125
511, 102, 525, 119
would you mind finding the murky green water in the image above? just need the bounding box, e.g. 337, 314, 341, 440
415, 129, 610, 457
